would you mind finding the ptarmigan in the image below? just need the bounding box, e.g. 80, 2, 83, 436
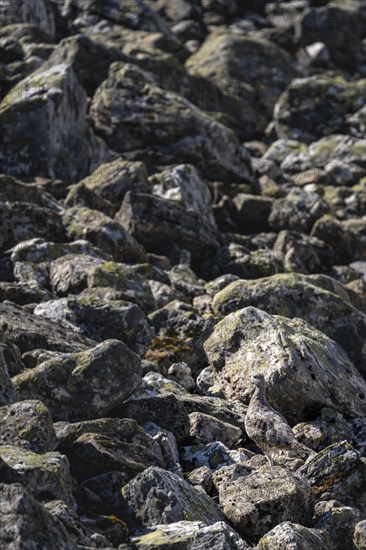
244, 373, 312, 465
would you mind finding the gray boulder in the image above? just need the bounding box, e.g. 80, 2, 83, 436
13, 339, 142, 421
0, 483, 74, 550
0, 63, 107, 182
257, 522, 327, 549
204, 307, 366, 423
218, 466, 313, 540
122, 466, 224, 528
0, 399, 56, 453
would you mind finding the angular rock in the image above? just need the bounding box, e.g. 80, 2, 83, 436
90, 62, 252, 182
131, 520, 249, 549
233, 193, 273, 234
50, 254, 105, 296
180, 441, 247, 472
211, 273, 366, 376
0, 445, 75, 506
204, 307, 366, 423
0, 63, 107, 182
150, 164, 216, 230
0, 300, 93, 353
218, 466, 313, 540
87, 261, 156, 312
316, 505, 360, 550
63, 206, 147, 264
0, 399, 56, 453
0, 1, 56, 39
13, 339, 142, 421
257, 522, 327, 550
75, 158, 150, 210
189, 412, 242, 448
268, 188, 329, 234
44, 499, 98, 549
0, 483, 74, 550
298, 441, 363, 507
0, 344, 15, 405
274, 230, 334, 275
274, 75, 366, 143
122, 466, 224, 528
354, 520, 366, 550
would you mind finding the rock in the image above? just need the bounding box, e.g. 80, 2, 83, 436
0, 300, 93, 353
0, 344, 15, 405
311, 214, 366, 265
0, 342, 25, 377
218, 466, 313, 540
295, 5, 365, 70
122, 466, 224, 528
168, 362, 195, 391
274, 75, 366, 143
65, 431, 163, 482
269, 188, 329, 234
143, 421, 181, 475
0, 1, 56, 39
87, 261, 156, 313
316, 505, 360, 550
130, 520, 249, 549
257, 521, 327, 549
63, 206, 147, 264
67, 294, 153, 355
0, 280, 51, 305
75, 158, 150, 210
189, 412, 242, 448
150, 164, 216, 230
0, 201, 65, 249
233, 193, 273, 233
0, 483, 74, 550
0, 445, 75, 506
13, 339, 142, 421
274, 230, 334, 275
186, 31, 298, 126
211, 273, 366, 376
298, 441, 363, 507
90, 62, 252, 183
0, 63, 107, 182
214, 243, 280, 280
0, 399, 56, 453
44, 34, 123, 96
50, 254, 105, 296
44, 499, 98, 549
354, 520, 366, 550
118, 191, 219, 271
180, 441, 248, 472
204, 307, 366, 423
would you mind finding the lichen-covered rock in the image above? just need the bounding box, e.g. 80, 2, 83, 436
186, 31, 298, 123
13, 339, 142, 421
0, 344, 15, 405
354, 520, 366, 550
233, 193, 273, 234
298, 441, 364, 507
122, 466, 224, 528
218, 466, 313, 540
0, 300, 93, 353
0, 399, 56, 453
0, 483, 74, 550
87, 261, 156, 313
280, 134, 366, 186
0, 201, 65, 249
204, 307, 366, 423
63, 206, 147, 264
150, 164, 216, 230
189, 412, 242, 448
67, 294, 153, 355
274, 230, 334, 275
75, 158, 150, 209
90, 62, 252, 182
118, 191, 220, 272
295, 4, 365, 70
44, 499, 98, 549
274, 75, 366, 143
49, 254, 105, 296
180, 441, 247, 472
316, 505, 360, 550
0, 63, 107, 181
211, 273, 366, 376
0, 445, 75, 506
268, 188, 329, 234
256, 521, 327, 550
130, 520, 249, 549
0, 1, 57, 39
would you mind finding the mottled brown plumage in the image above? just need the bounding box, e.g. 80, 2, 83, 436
244, 374, 312, 465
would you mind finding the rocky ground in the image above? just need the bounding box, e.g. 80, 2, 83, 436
0, 0, 366, 548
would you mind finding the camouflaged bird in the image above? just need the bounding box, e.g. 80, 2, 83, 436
244, 374, 312, 465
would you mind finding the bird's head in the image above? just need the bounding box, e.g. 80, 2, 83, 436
251, 373, 266, 388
